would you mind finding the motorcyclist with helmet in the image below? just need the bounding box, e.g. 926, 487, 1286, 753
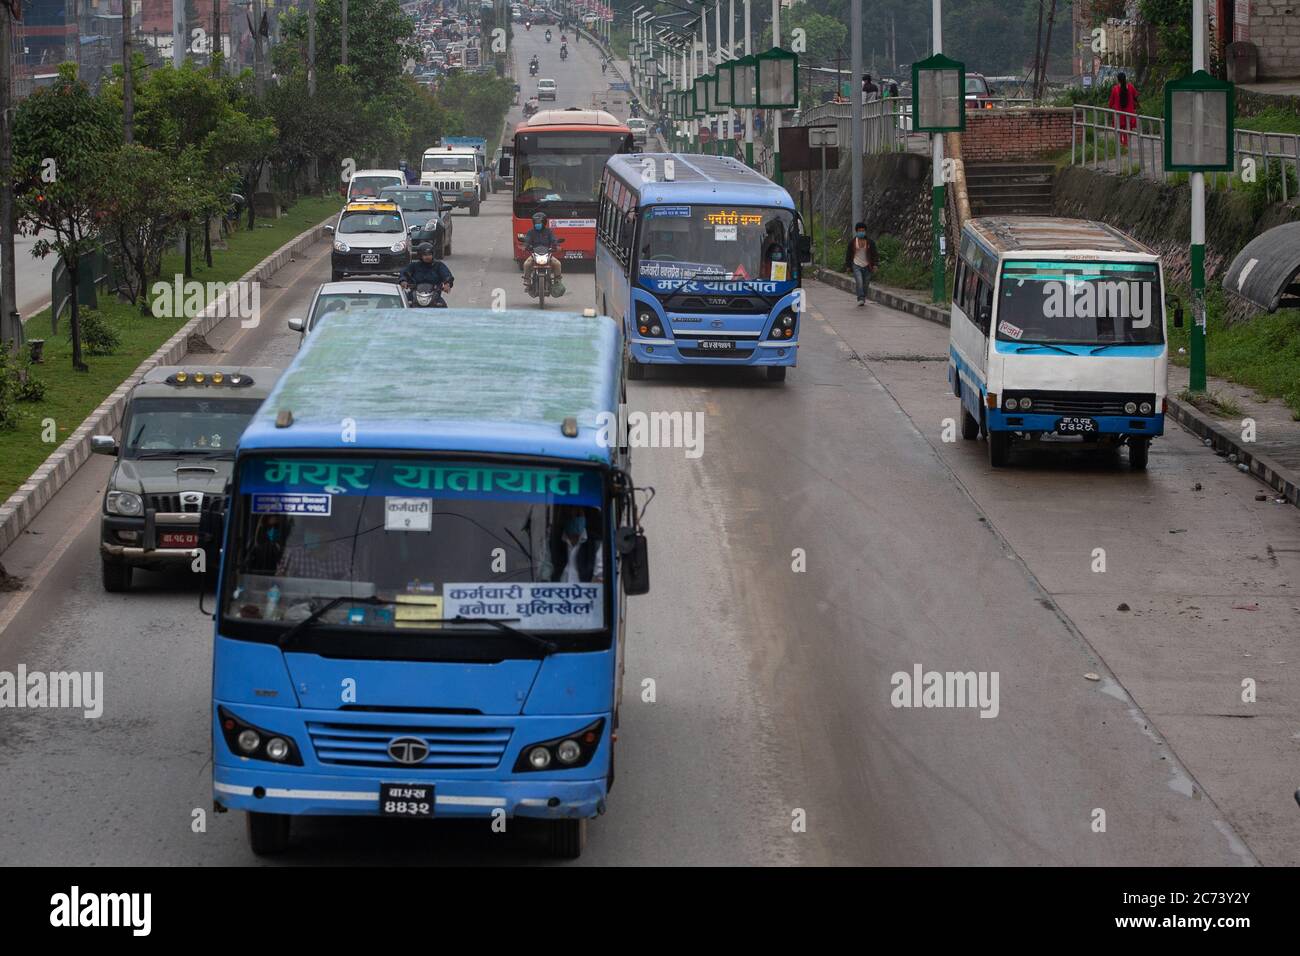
399, 242, 455, 306
521, 211, 564, 296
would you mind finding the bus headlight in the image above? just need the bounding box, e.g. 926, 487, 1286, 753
265, 737, 291, 762
556, 739, 582, 764
106, 491, 143, 516
1005, 398, 1020, 411
1018, 398, 1032, 410
218, 707, 304, 765
1124, 401, 1138, 414
1139, 401, 1153, 415
769, 311, 796, 339
513, 719, 605, 772
637, 306, 664, 337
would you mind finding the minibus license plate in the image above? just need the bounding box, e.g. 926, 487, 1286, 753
380, 784, 434, 817
1057, 417, 1098, 434
360, 254, 380, 264
698, 339, 735, 352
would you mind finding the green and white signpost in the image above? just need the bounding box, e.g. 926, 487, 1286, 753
911, 41, 964, 304
1164, 1, 1234, 393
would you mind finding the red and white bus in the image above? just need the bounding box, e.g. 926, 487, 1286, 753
512, 108, 634, 266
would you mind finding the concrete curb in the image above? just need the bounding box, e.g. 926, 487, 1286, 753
1165, 398, 1300, 509
0, 216, 335, 557
816, 269, 950, 327
816, 270, 1300, 510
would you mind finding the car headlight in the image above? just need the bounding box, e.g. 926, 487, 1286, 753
333, 240, 350, 253
390, 239, 407, 253
106, 490, 143, 516
1124, 401, 1138, 414
1139, 401, 1153, 415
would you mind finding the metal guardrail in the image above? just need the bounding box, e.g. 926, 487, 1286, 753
1071, 104, 1300, 201
796, 98, 914, 155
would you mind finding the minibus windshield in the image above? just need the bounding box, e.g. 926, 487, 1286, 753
222, 457, 609, 650
995, 260, 1163, 346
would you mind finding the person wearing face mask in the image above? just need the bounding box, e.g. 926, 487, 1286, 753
843, 221, 878, 307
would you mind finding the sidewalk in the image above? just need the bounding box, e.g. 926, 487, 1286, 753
816, 266, 1300, 508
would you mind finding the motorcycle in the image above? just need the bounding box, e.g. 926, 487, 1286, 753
529, 59, 539, 76
522, 99, 539, 119
560, 44, 568, 61
405, 280, 449, 308
521, 236, 565, 308
545, 29, 552, 42
525, 20, 531, 30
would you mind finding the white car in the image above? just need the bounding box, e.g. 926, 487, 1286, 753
288, 281, 408, 345
346, 169, 406, 203
626, 117, 648, 148
537, 78, 557, 101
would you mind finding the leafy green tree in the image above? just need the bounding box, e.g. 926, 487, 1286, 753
11, 65, 121, 372
279, 0, 418, 98
760, 3, 847, 64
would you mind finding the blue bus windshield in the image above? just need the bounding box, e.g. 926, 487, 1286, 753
222, 456, 609, 645
637, 205, 795, 290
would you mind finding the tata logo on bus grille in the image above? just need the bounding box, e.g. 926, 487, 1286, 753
388, 736, 430, 764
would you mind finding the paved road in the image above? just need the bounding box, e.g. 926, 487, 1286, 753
0, 29, 1293, 865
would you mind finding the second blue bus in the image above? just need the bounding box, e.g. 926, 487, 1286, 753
595, 153, 809, 383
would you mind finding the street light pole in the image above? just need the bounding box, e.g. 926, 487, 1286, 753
1190, 0, 1207, 391
726, 0, 735, 154
0, 4, 20, 348
744, 0, 752, 167
770, 0, 781, 184
850, 0, 862, 227
930, 0, 945, 303
341, 0, 348, 67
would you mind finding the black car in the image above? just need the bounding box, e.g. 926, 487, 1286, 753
380, 186, 455, 259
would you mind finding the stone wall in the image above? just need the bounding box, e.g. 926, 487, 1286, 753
802, 150, 936, 260
961, 108, 1074, 162
1052, 164, 1300, 311
1250, 7, 1300, 79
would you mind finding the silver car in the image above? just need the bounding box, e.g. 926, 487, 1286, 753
287, 281, 408, 346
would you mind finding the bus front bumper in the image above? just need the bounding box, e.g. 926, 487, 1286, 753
629, 337, 798, 367
986, 409, 1165, 437
213, 767, 607, 819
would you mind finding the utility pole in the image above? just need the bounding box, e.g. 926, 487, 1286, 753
123, 0, 134, 142
850, 0, 862, 228
770, 0, 781, 184
341, 0, 348, 66
726, 0, 734, 153
931, 0, 944, 303
252, 0, 264, 94
0, 1, 20, 348
1039, 0, 1058, 101
1190, 0, 1207, 392
173, 0, 185, 67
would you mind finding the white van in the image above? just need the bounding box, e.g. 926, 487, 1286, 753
947, 217, 1176, 470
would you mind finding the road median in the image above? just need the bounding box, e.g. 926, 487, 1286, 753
0, 214, 336, 558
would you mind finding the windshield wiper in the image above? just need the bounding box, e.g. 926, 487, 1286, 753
449, 616, 558, 655
1090, 342, 1142, 354
1014, 342, 1076, 355
277, 595, 392, 649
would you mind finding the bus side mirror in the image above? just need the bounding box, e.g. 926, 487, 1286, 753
1174, 306, 1184, 328
498, 157, 512, 177
797, 236, 812, 263
616, 527, 650, 596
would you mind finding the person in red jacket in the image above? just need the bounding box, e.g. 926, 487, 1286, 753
1109, 72, 1139, 148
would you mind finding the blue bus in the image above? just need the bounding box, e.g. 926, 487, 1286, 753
595, 153, 809, 383
209, 309, 650, 859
